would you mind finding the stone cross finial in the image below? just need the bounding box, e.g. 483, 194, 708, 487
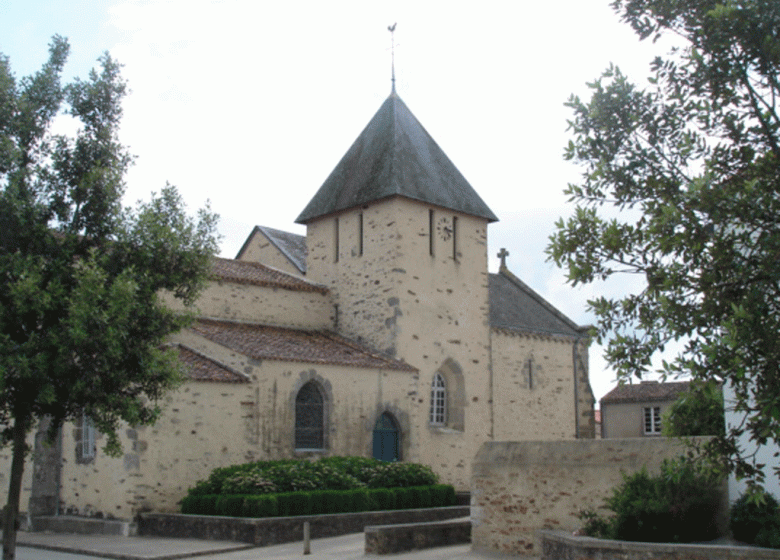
498, 248, 509, 269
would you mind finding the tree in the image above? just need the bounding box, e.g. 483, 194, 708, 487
662, 380, 725, 437
547, 0, 780, 490
0, 37, 219, 559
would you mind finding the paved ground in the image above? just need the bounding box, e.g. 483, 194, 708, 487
10, 531, 539, 560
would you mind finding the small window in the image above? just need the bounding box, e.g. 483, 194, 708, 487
334, 218, 340, 263
358, 212, 364, 256
77, 415, 96, 463
430, 373, 447, 425
296, 382, 324, 449
452, 216, 458, 261
644, 407, 662, 435
429, 209, 435, 256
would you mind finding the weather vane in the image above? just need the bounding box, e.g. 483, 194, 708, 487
388, 23, 397, 93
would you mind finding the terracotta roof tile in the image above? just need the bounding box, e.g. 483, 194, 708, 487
211, 257, 326, 293
175, 345, 249, 383
190, 319, 416, 372
600, 381, 690, 405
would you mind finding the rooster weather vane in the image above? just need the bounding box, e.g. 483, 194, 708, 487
388, 23, 397, 93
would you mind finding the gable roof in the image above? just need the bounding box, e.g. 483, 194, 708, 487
236, 226, 307, 274
190, 318, 417, 372
600, 381, 691, 405
175, 344, 249, 383
489, 268, 587, 338
211, 257, 324, 293
296, 93, 498, 224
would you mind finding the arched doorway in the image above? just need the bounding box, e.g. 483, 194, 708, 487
372, 412, 400, 462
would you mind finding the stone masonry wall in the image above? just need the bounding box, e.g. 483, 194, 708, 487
161, 280, 333, 331
491, 331, 578, 441
237, 229, 306, 278
56, 345, 418, 519
305, 197, 493, 491
471, 438, 727, 556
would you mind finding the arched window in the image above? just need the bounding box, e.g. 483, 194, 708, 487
430, 373, 447, 425
295, 382, 324, 449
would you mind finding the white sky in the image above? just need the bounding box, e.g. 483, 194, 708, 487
1, 0, 677, 403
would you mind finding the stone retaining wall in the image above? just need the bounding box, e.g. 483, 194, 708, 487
539, 530, 780, 560
364, 518, 471, 554
138, 505, 469, 546
471, 438, 728, 556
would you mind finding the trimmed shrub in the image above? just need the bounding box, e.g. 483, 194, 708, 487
395, 487, 414, 510
349, 488, 370, 512
409, 486, 433, 509
243, 494, 279, 518
181, 494, 219, 515
277, 491, 313, 517
215, 495, 247, 517
430, 484, 456, 507
730, 490, 780, 546
368, 488, 396, 511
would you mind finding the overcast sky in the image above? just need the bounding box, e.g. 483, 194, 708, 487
2, 0, 678, 403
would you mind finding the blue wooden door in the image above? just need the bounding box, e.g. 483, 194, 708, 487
372, 412, 400, 461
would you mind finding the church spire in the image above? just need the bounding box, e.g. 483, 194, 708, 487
388, 23, 397, 94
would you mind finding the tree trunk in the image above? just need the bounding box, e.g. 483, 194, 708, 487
3, 415, 29, 560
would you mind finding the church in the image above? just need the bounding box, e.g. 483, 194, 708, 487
8, 90, 595, 520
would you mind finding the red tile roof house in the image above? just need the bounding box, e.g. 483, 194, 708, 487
600, 381, 690, 438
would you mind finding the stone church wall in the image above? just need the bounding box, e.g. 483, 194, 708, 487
57, 379, 254, 519
161, 280, 333, 330
237, 229, 305, 278
54, 356, 418, 519
491, 330, 578, 441
305, 197, 494, 491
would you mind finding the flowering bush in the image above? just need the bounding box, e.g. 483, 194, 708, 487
185, 456, 439, 502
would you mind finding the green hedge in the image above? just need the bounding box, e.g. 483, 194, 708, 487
186, 456, 439, 497
180, 484, 457, 518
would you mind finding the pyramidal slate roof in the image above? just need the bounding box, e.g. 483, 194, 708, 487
296, 93, 498, 224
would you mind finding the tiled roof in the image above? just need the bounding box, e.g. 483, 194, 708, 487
211, 257, 324, 293
489, 269, 587, 338
236, 226, 307, 274
600, 381, 691, 405
175, 344, 249, 383
296, 93, 498, 224
190, 318, 417, 372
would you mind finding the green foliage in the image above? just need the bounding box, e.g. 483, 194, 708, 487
180, 494, 219, 516
730, 490, 780, 547
367, 488, 396, 511
366, 461, 439, 488
277, 491, 312, 517
215, 495, 247, 517
430, 485, 457, 508
186, 457, 438, 501
580, 458, 722, 542
182, 457, 452, 519
548, 0, 780, 487
242, 495, 278, 518
662, 380, 725, 437
0, 36, 219, 558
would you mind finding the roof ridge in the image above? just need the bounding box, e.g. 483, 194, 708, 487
174, 342, 251, 383
491, 268, 589, 336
